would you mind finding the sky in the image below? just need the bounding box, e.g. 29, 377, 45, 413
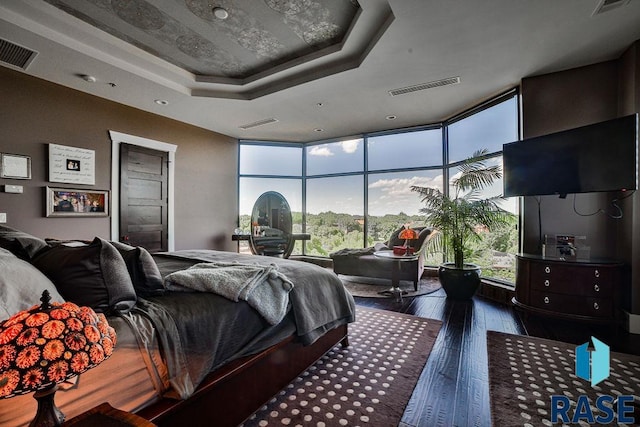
239, 146, 517, 217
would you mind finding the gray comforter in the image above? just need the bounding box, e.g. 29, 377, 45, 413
164, 262, 294, 325
157, 250, 356, 343
136, 250, 355, 399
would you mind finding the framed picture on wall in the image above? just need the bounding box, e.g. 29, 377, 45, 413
46, 186, 109, 217
49, 143, 96, 185
0, 153, 31, 179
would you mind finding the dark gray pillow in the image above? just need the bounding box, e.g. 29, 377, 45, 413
0, 248, 66, 319
387, 226, 407, 247
31, 237, 136, 313
110, 241, 164, 297
0, 225, 49, 260
411, 227, 431, 250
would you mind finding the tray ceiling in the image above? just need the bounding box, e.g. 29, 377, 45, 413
43, 0, 366, 90
2, 1, 640, 142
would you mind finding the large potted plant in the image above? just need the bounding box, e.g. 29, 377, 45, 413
411, 149, 512, 299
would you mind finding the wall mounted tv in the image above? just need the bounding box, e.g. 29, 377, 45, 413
503, 114, 638, 197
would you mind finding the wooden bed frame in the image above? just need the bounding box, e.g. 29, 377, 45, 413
136, 324, 349, 427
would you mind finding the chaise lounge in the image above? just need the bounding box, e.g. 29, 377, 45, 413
330, 226, 432, 291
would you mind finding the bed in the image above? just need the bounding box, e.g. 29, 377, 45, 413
0, 226, 355, 426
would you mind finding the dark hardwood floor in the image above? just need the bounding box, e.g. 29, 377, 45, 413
353, 288, 640, 427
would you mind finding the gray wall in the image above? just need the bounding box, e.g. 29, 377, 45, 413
0, 66, 238, 251
520, 40, 640, 314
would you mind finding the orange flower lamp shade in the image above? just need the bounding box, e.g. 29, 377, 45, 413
0, 290, 116, 426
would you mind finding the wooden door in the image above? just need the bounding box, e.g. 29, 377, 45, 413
119, 143, 168, 252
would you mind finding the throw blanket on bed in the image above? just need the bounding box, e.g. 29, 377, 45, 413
164, 262, 293, 325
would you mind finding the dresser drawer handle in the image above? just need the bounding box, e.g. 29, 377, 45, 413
593, 302, 599, 310
594, 269, 600, 278
594, 284, 600, 292
544, 279, 550, 287
544, 266, 551, 274
544, 296, 550, 304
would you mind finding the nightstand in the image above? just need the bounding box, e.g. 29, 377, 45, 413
63, 402, 156, 427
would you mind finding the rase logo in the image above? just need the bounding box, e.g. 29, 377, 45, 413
575, 336, 609, 387
550, 337, 636, 424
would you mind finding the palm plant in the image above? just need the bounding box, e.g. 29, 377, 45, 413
411, 149, 513, 269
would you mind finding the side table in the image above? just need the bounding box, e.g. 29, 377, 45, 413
63, 402, 156, 427
373, 250, 420, 302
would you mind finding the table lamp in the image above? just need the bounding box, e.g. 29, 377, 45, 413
0, 290, 116, 427
398, 227, 419, 255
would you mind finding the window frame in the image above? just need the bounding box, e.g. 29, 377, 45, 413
238, 88, 521, 282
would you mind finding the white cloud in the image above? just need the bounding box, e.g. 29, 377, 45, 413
366, 175, 445, 216
309, 146, 334, 157
340, 139, 360, 154
369, 175, 442, 196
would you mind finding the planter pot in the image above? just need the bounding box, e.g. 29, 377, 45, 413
438, 262, 481, 300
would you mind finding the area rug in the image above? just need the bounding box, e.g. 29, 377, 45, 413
241, 307, 442, 427
487, 331, 640, 427
338, 274, 442, 298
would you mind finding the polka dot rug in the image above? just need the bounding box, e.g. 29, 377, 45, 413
241, 307, 442, 427
487, 331, 640, 427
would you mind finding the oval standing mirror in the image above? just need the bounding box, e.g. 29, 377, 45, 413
249, 191, 293, 258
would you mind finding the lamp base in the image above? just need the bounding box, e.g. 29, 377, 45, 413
30, 385, 65, 427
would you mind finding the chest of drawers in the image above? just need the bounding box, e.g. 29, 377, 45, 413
513, 254, 625, 323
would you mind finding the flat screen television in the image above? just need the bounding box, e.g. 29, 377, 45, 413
503, 114, 638, 197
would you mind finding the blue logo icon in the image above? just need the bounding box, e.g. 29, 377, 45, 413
575, 336, 610, 387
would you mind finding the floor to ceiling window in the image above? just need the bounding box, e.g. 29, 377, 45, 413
445, 94, 520, 281
238, 144, 303, 254
238, 89, 520, 282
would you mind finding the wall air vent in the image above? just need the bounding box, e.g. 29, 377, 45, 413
388, 76, 460, 96
592, 0, 630, 15
0, 38, 38, 70
239, 118, 279, 130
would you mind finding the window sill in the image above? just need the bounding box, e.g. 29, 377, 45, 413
478, 279, 515, 305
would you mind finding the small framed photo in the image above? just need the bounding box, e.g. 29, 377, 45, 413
46, 187, 109, 217
0, 153, 32, 179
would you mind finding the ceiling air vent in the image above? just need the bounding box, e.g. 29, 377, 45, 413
239, 118, 279, 130
388, 76, 460, 97
592, 0, 630, 15
0, 38, 38, 70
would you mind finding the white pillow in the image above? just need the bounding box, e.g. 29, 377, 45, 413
0, 247, 65, 320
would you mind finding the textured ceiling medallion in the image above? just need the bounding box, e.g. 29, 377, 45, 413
264, 0, 313, 15
111, 0, 165, 30
176, 34, 241, 75
176, 34, 216, 59
303, 22, 341, 46
236, 28, 282, 59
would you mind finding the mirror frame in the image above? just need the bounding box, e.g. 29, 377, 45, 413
249, 191, 294, 258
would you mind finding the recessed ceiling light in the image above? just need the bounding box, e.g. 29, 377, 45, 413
212, 7, 229, 19
314, 128, 324, 132
316, 102, 324, 107
81, 74, 96, 83
154, 99, 169, 106
386, 115, 397, 120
